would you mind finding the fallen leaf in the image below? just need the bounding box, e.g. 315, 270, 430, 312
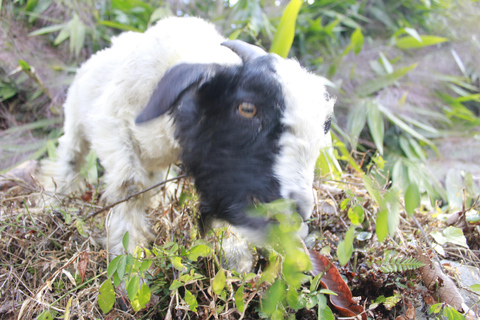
405, 302, 415, 319
78, 252, 89, 284
309, 250, 366, 320
416, 249, 464, 311
81, 191, 93, 202
0, 160, 38, 192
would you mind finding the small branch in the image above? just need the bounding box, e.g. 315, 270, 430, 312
84, 174, 187, 220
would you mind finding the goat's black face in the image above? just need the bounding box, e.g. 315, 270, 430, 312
136, 45, 334, 238
173, 56, 286, 232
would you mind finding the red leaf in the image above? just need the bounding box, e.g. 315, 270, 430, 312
81, 191, 93, 202
78, 252, 89, 284
309, 250, 366, 320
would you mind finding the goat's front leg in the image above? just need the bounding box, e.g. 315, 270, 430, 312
89, 117, 154, 256
106, 199, 154, 256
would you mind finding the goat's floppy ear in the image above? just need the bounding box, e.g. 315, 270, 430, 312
136, 63, 220, 124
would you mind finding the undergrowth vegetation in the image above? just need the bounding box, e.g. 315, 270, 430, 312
1, 0, 480, 319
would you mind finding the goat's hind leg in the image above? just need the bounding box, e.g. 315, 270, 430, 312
41, 123, 89, 204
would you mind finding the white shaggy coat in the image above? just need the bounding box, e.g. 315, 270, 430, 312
42, 17, 334, 272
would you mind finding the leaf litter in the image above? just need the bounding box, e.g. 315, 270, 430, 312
1, 160, 479, 319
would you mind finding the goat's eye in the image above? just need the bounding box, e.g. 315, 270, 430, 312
238, 102, 257, 118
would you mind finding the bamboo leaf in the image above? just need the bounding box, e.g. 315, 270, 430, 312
355, 63, 418, 96
269, 0, 302, 58
28, 24, 65, 36
404, 183, 420, 216
396, 35, 448, 49
69, 14, 86, 57
378, 104, 438, 152
97, 20, 144, 32
367, 101, 384, 155
54, 24, 70, 46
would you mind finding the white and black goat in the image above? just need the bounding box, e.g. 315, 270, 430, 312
42, 17, 334, 272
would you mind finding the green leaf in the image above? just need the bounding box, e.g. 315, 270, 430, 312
470, 284, 480, 292
367, 101, 384, 155
404, 183, 420, 216
131, 283, 151, 311
286, 288, 300, 310
262, 279, 286, 315
348, 205, 365, 225
188, 244, 211, 261
54, 24, 70, 46
234, 285, 245, 313
169, 279, 182, 292
403, 28, 422, 42
385, 190, 400, 237
139, 259, 152, 272
184, 289, 198, 312
28, 24, 65, 36
69, 14, 86, 57
269, 0, 302, 58
350, 28, 364, 54
126, 275, 140, 301
379, 52, 393, 74
346, 102, 367, 148
98, 280, 115, 314
376, 207, 389, 242
396, 35, 448, 49
212, 269, 226, 295
171, 256, 187, 272
361, 175, 383, 207
107, 255, 122, 278
378, 104, 437, 152
116, 255, 127, 280
343, 28, 364, 56
337, 226, 354, 266
431, 226, 468, 248
97, 20, 144, 32
283, 250, 311, 289
317, 294, 335, 320
18, 60, 31, 71
36, 310, 56, 320
122, 231, 129, 252
429, 303, 443, 314
355, 63, 418, 96
75, 219, 87, 237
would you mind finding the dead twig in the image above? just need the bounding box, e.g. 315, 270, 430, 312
85, 174, 187, 220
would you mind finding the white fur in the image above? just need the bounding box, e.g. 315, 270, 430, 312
42, 17, 334, 274
42, 17, 241, 256
272, 58, 334, 220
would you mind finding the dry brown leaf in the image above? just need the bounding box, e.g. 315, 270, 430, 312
310, 250, 366, 320
405, 302, 415, 319
416, 249, 464, 311
0, 160, 38, 191
78, 252, 89, 284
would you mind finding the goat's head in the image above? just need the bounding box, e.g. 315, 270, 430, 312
136, 40, 334, 238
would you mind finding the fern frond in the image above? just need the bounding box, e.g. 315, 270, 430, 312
380, 256, 425, 273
